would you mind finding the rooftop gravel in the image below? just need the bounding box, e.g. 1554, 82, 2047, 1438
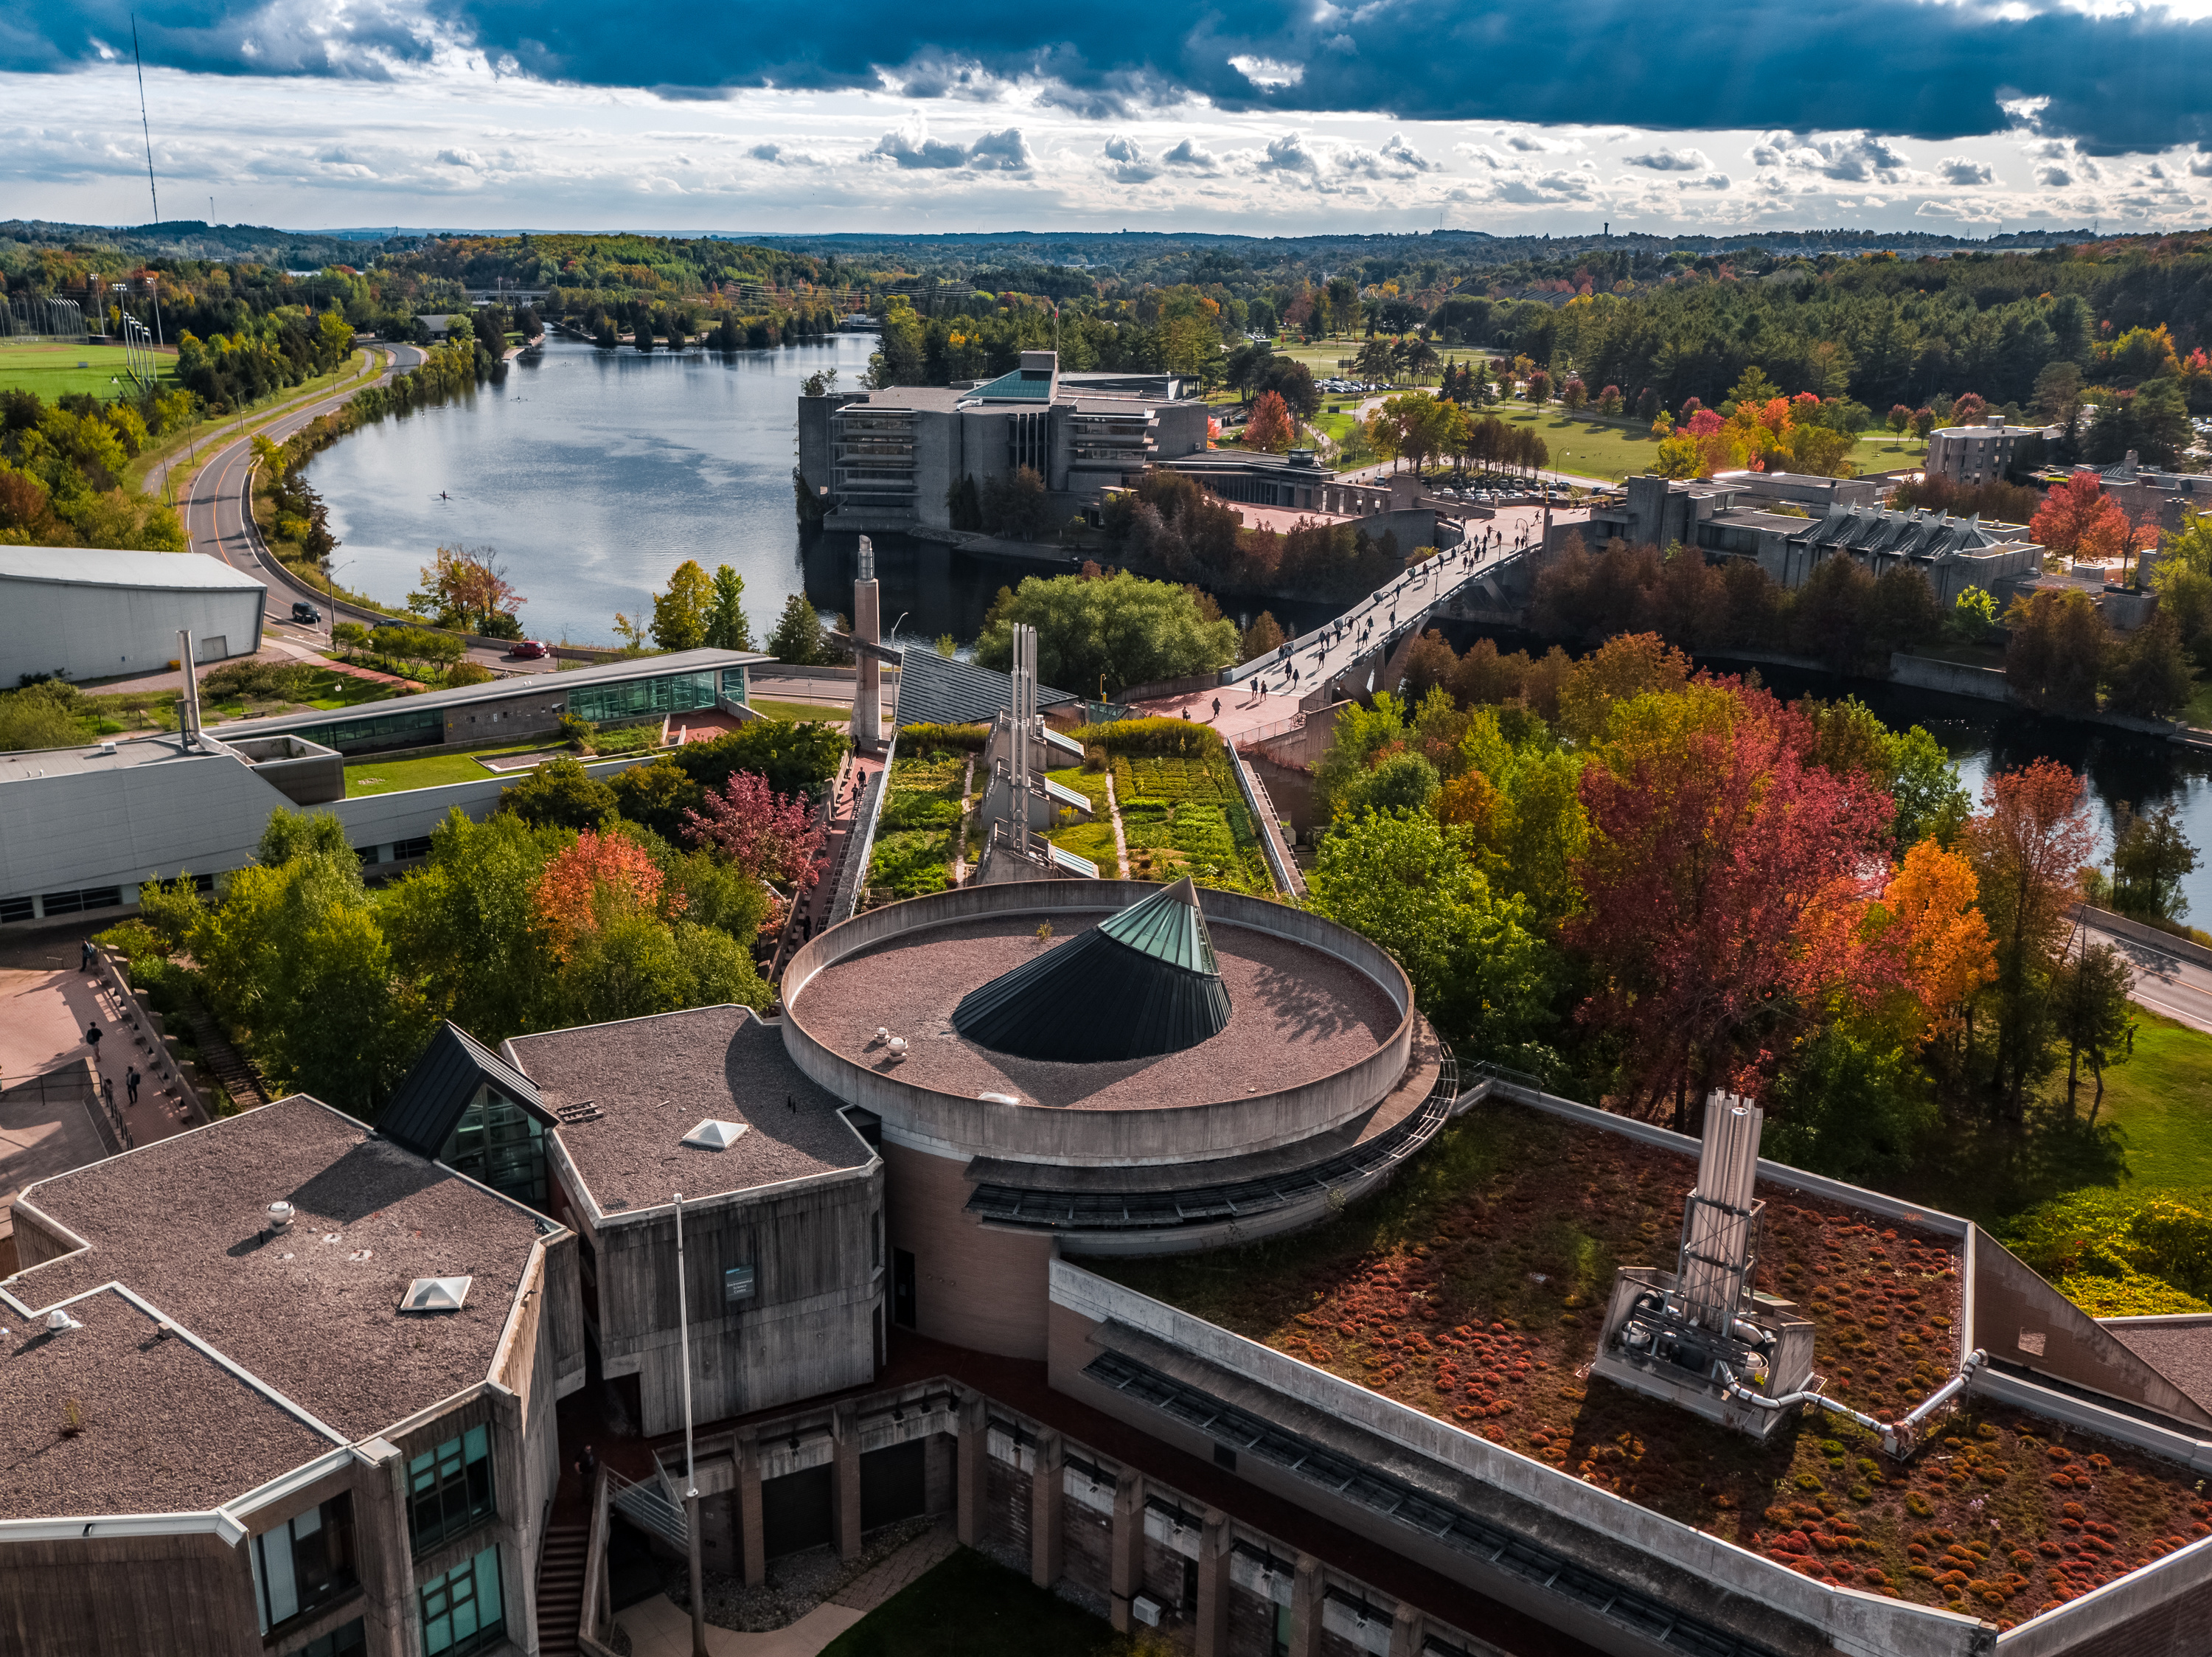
790, 916, 1397, 1109
3, 1095, 544, 1446
1096, 1098, 2212, 1627
509, 1005, 873, 1212
0, 1287, 335, 1518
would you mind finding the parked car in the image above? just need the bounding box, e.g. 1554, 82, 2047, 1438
289, 600, 321, 625
509, 639, 551, 660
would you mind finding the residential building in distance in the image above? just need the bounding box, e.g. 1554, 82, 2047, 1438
0, 546, 266, 686
1925, 413, 2054, 485
0, 647, 768, 933
797, 350, 1211, 534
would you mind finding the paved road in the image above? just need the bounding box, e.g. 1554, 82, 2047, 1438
2075, 914, 2212, 1036
181, 344, 554, 677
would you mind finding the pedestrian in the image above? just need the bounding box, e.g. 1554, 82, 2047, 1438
125, 1066, 140, 1107
84, 1023, 102, 1057
102, 1076, 115, 1114
581, 1444, 599, 1484
80, 939, 94, 972
1211, 697, 1221, 720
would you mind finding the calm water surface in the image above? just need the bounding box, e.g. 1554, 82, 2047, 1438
310, 352, 2212, 913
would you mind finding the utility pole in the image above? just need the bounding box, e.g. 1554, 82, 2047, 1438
674, 1193, 708, 1657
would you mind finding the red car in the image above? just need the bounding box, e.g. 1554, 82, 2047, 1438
508, 639, 550, 660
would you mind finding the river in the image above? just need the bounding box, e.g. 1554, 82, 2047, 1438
304, 338, 2212, 918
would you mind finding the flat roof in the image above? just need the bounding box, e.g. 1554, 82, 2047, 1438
211, 647, 771, 739
2, 1095, 547, 1445
0, 1286, 336, 1519
507, 1006, 874, 1212
0, 729, 208, 784
790, 915, 1397, 1111
0, 547, 266, 593
1096, 1097, 2212, 1607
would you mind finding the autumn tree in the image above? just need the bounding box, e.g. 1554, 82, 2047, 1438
532, 829, 680, 962
1567, 689, 1896, 1125
683, 771, 828, 892
1245, 390, 1295, 454
2031, 474, 2141, 569
1877, 838, 1997, 1064
650, 559, 714, 651
1966, 760, 2095, 1118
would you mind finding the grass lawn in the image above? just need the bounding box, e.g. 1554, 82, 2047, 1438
343, 741, 558, 799
0, 341, 179, 400
749, 697, 852, 724
2075, 1011, 2212, 1190
819, 1546, 1127, 1657
2183, 678, 2212, 731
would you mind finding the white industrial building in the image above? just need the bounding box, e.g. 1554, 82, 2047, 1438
0, 547, 265, 687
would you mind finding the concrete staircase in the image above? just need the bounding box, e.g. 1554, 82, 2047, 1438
535, 1522, 589, 1657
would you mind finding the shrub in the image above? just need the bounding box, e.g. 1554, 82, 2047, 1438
445, 661, 495, 688
1081, 715, 1224, 757
897, 721, 990, 752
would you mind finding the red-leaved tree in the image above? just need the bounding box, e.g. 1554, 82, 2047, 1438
1566, 687, 1897, 1128
532, 830, 678, 962
2031, 473, 2151, 569
683, 770, 827, 892
1245, 390, 1295, 454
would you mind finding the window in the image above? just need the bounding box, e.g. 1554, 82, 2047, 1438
720, 667, 748, 702
253, 1493, 357, 1633
566, 670, 719, 726
38, 886, 119, 916
724, 1264, 756, 1304
295, 1617, 367, 1657
0, 896, 31, 925
442, 1085, 546, 1205
408, 1425, 495, 1552
289, 707, 443, 754
419, 1546, 504, 1656
392, 836, 434, 861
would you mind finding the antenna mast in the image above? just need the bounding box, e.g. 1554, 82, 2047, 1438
131, 15, 167, 349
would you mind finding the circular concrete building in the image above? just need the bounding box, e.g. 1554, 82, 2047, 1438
781, 878, 1455, 1358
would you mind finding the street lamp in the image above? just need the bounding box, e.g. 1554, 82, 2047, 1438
325, 559, 353, 645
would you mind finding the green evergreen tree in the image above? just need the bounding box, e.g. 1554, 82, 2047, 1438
706, 564, 753, 650
767, 591, 828, 665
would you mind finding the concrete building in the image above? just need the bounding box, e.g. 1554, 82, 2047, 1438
1158, 451, 1455, 552
2087, 451, 2212, 536
0, 547, 265, 685
796, 351, 1213, 534
0, 1093, 582, 1657
1926, 413, 2055, 485
1590, 473, 2045, 603
0, 648, 768, 931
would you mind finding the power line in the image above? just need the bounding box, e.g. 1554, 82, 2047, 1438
131, 15, 167, 350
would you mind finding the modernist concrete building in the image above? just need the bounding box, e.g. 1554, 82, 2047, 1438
1590, 473, 2045, 603
796, 351, 1213, 534
0, 648, 768, 931
0, 546, 265, 685
1926, 414, 2053, 486
0, 1094, 583, 1657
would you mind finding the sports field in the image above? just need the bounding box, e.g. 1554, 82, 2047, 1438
0, 341, 179, 399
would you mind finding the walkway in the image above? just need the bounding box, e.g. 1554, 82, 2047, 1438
615, 1521, 959, 1657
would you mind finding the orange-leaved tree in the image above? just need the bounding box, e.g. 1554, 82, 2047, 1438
1875, 838, 1997, 1059
532, 830, 681, 962
2031, 473, 2152, 572
1245, 390, 1295, 454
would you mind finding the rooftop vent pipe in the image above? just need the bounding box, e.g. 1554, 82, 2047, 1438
265, 1201, 294, 1235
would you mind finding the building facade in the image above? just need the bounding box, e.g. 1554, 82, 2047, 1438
797, 351, 1212, 534
0, 648, 767, 932
0, 546, 265, 685
1927, 414, 2053, 485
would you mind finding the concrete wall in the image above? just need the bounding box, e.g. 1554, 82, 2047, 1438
562, 1153, 885, 1436
439, 681, 572, 746
1969, 1232, 2212, 1429
0, 571, 265, 685
0, 1531, 262, 1657
780, 880, 1413, 1169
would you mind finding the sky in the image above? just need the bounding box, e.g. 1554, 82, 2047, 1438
10, 0, 2212, 238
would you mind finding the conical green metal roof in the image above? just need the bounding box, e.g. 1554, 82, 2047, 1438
1097, 878, 1220, 975
951, 880, 1231, 1063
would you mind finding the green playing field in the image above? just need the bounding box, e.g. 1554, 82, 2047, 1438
0, 341, 179, 399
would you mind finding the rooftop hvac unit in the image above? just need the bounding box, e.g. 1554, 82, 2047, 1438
1590, 1091, 1815, 1440
1132, 1597, 1162, 1628
266, 1201, 295, 1235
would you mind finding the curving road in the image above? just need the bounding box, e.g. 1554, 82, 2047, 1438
2074, 914, 2212, 1037
179, 344, 555, 675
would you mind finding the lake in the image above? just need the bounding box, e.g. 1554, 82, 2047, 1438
307, 341, 2212, 917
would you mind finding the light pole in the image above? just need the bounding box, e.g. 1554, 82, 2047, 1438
326, 560, 352, 647
674, 1192, 707, 1657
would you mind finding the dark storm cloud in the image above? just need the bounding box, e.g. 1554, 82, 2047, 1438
19, 0, 2212, 155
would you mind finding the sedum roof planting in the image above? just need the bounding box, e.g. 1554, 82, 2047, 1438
1095, 1098, 2212, 1628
